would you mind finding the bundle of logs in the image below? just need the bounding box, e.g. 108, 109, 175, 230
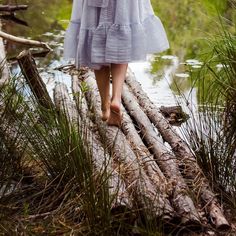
0, 5, 232, 233
11, 49, 232, 234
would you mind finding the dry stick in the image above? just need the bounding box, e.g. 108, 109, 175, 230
125, 69, 230, 230
0, 21, 10, 87
0, 4, 28, 12
82, 71, 174, 220
0, 30, 52, 50
122, 84, 201, 226
54, 81, 132, 212
17, 50, 53, 109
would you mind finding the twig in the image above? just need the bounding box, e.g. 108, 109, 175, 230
25, 211, 53, 220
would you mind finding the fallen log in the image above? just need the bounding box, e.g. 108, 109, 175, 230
125, 69, 230, 230
17, 50, 53, 109
54, 82, 132, 212
81, 71, 175, 221
0, 30, 52, 50
0, 5, 28, 12
122, 84, 201, 226
0, 14, 28, 26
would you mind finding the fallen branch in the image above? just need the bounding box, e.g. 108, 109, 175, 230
0, 30, 52, 50
0, 4, 28, 12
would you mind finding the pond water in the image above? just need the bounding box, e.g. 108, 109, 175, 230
2, 0, 226, 110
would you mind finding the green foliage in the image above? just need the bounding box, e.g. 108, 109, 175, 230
151, 0, 235, 59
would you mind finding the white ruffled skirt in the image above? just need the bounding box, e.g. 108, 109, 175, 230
63, 0, 169, 69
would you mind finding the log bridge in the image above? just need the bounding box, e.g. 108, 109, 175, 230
8, 49, 232, 233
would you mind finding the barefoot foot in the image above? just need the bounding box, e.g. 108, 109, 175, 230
107, 102, 122, 127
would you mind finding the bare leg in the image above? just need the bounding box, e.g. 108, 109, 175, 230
107, 63, 128, 127
94, 66, 111, 121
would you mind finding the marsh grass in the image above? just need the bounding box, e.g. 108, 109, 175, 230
0, 76, 170, 235
179, 17, 236, 215
0, 77, 118, 235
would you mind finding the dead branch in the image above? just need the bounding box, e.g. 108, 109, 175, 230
0, 4, 28, 12
0, 30, 52, 50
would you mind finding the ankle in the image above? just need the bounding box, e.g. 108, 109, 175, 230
111, 97, 121, 106
101, 99, 111, 111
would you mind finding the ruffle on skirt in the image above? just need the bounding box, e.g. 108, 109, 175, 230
64, 12, 169, 69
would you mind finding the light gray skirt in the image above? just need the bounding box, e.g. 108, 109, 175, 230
63, 0, 169, 69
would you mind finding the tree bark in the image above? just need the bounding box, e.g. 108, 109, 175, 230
82, 71, 174, 221
125, 69, 230, 230
17, 50, 53, 109
122, 84, 201, 225
54, 81, 132, 212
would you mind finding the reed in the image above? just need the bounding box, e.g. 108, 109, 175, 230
0, 76, 168, 235
179, 15, 236, 214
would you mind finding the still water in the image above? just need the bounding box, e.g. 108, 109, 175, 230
3, 0, 206, 109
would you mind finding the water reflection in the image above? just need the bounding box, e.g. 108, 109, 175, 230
2, 0, 207, 108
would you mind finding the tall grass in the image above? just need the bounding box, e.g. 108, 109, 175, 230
180, 16, 236, 213
0, 76, 169, 235
0, 77, 118, 235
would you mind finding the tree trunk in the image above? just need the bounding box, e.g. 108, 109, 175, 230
121, 103, 168, 193
125, 69, 230, 230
